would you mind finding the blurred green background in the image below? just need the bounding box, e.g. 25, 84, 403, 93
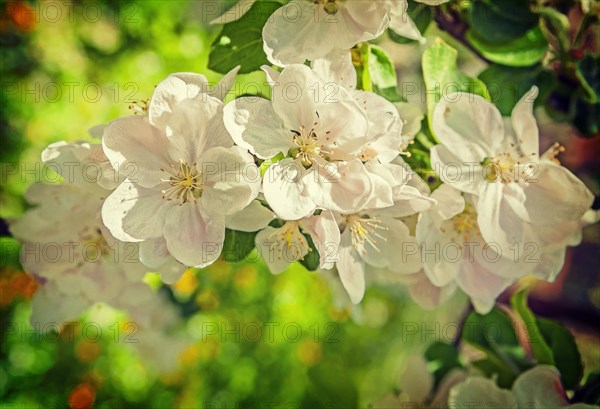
0, 1, 599, 408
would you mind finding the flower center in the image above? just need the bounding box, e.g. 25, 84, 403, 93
160, 160, 204, 205
346, 214, 388, 254
79, 227, 111, 260
313, 0, 340, 15
268, 222, 311, 260
447, 204, 480, 242
481, 152, 521, 184
128, 98, 150, 115
289, 124, 334, 168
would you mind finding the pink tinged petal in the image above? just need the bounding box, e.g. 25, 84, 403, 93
432, 93, 504, 162
102, 116, 171, 188
408, 271, 457, 310
263, 159, 316, 220
166, 96, 231, 164
226, 200, 275, 232
163, 203, 225, 268
300, 210, 341, 270
430, 145, 484, 195
512, 366, 570, 408
456, 259, 514, 314
223, 97, 292, 159
149, 72, 210, 130
416, 215, 461, 287
448, 377, 517, 408
336, 231, 366, 304
511, 86, 540, 158
508, 162, 594, 226
102, 180, 167, 242
311, 49, 357, 90
262, 1, 336, 66
200, 146, 260, 215
304, 159, 373, 214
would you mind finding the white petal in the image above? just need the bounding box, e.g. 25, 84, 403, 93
510, 86, 540, 158
431, 183, 465, 220
262, 1, 336, 66
336, 232, 366, 304
432, 93, 504, 162
166, 96, 232, 164
225, 200, 275, 232
102, 180, 167, 242
149, 72, 209, 130
448, 377, 516, 408
508, 162, 594, 226
261, 65, 280, 87
456, 260, 514, 314
311, 49, 357, 90
223, 97, 292, 159
102, 116, 170, 188
263, 159, 316, 220
430, 145, 484, 194
388, 0, 424, 43
300, 210, 341, 270
210, 66, 241, 102
200, 146, 260, 215
304, 159, 373, 214
398, 356, 434, 403
163, 203, 225, 268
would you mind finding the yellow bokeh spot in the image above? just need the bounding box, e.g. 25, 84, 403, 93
174, 269, 198, 295
234, 266, 257, 288
75, 339, 101, 363
297, 341, 322, 366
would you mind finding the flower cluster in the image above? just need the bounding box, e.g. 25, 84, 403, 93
9, 0, 597, 345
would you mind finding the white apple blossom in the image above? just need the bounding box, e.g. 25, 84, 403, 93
224, 64, 403, 220
334, 163, 435, 304
256, 210, 341, 274
101, 72, 260, 268
430, 87, 594, 257
262, 0, 444, 66
449, 366, 597, 409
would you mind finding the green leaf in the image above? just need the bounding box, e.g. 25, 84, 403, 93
472, 359, 519, 389
306, 364, 358, 409
462, 307, 528, 388
208, 1, 283, 74
421, 38, 490, 134
511, 290, 555, 366
468, 0, 539, 44
424, 342, 462, 387
537, 318, 583, 390
467, 27, 548, 67
367, 45, 403, 102
298, 233, 320, 271
573, 372, 600, 405
221, 229, 258, 262
388, 1, 432, 44
479, 64, 555, 115
575, 54, 600, 103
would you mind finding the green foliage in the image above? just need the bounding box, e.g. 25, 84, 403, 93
468, 0, 539, 44
209, 1, 284, 74
366, 45, 404, 102
462, 307, 529, 388
222, 229, 258, 262
421, 38, 490, 134
298, 234, 320, 272
537, 318, 583, 390
424, 341, 462, 387
467, 27, 548, 67
479, 64, 555, 115
574, 372, 600, 405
